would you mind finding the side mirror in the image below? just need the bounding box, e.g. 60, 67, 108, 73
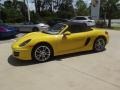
63, 31, 71, 36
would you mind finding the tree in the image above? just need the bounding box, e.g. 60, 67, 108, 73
1, 0, 27, 23
34, 0, 63, 13
34, 0, 42, 14
30, 11, 41, 23
75, 0, 89, 16
15, 1, 28, 22
34, 0, 74, 19
4, 0, 13, 8
57, 0, 75, 18
100, 0, 120, 28
53, 0, 63, 10
0, 3, 3, 22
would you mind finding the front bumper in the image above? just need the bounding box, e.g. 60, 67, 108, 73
12, 45, 32, 60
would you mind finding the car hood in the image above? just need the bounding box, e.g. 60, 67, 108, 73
14, 32, 49, 45
21, 32, 50, 40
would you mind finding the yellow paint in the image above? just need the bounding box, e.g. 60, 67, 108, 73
12, 25, 109, 60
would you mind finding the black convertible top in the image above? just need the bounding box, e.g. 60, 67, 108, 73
65, 22, 87, 27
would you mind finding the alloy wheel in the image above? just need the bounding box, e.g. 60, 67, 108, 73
94, 38, 106, 52
34, 46, 51, 62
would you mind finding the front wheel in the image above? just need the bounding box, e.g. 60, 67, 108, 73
32, 45, 52, 62
93, 37, 106, 52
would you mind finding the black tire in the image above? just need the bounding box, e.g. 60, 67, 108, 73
93, 37, 106, 52
32, 44, 53, 62
32, 27, 39, 32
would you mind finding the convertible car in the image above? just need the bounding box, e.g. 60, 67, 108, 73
12, 22, 109, 62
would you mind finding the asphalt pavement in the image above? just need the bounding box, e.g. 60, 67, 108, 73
0, 30, 120, 90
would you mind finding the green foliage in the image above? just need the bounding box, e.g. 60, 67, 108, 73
4, 0, 13, 8
30, 11, 42, 23
0, 0, 27, 23
1, 0, 76, 23
35, 0, 75, 19
95, 20, 107, 28
100, 0, 120, 27
75, 0, 89, 16
57, 1, 75, 19
1, 7, 24, 23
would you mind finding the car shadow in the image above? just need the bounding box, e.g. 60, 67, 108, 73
53, 51, 96, 61
8, 55, 39, 66
8, 50, 105, 67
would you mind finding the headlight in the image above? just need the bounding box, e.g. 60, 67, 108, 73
19, 39, 31, 47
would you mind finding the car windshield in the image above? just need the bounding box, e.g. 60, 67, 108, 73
42, 23, 66, 35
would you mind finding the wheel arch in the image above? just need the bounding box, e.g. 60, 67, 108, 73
93, 35, 107, 50
32, 42, 54, 56
95, 35, 107, 44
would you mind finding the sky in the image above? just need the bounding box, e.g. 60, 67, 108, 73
0, 0, 91, 10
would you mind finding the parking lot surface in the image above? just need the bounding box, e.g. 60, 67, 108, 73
0, 30, 120, 90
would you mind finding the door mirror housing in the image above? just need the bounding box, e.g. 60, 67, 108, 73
63, 31, 71, 36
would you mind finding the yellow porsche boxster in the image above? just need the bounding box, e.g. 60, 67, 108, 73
12, 22, 109, 62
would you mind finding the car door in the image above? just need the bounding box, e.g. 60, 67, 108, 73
57, 24, 90, 53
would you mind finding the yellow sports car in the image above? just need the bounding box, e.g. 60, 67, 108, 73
12, 22, 109, 62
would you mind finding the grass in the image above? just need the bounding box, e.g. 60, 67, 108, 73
110, 24, 120, 31
111, 27, 120, 30
96, 24, 120, 31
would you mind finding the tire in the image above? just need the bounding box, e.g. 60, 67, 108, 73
93, 37, 106, 52
32, 44, 53, 62
32, 27, 39, 32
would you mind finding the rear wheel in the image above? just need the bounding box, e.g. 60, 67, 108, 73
93, 37, 106, 52
32, 44, 53, 62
